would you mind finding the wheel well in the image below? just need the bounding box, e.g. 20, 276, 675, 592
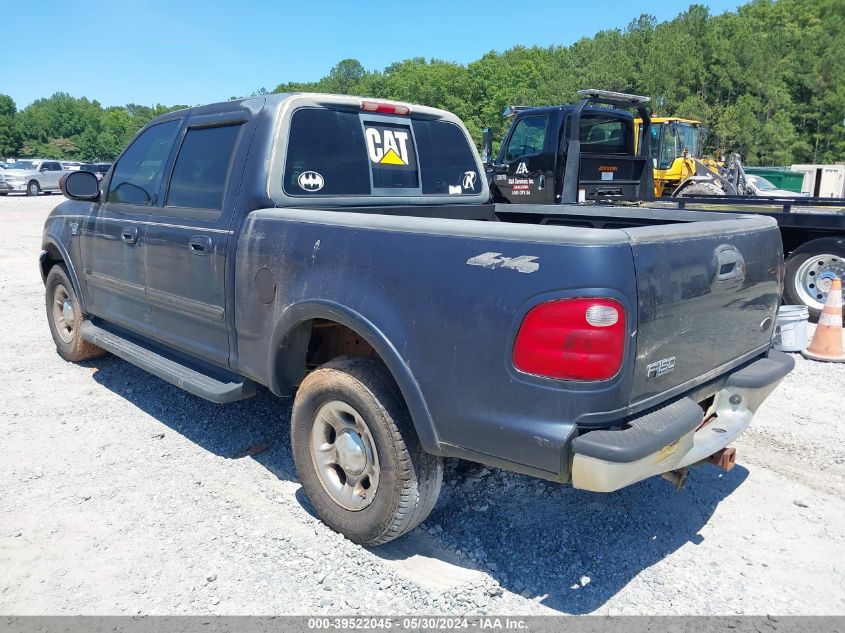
306, 319, 379, 367
274, 319, 380, 396
40, 244, 64, 281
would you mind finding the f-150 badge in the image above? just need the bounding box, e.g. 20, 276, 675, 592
647, 356, 676, 378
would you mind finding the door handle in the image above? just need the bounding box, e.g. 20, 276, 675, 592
538, 175, 545, 191
188, 235, 212, 256
715, 246, 745, 282
120, 227, 138, 244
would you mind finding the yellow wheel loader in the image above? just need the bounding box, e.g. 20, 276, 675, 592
633, 117, 751, 197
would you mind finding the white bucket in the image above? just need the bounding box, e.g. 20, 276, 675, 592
773, 305, 810, 352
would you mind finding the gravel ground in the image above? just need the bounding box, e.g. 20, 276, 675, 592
1, 195, 843, 616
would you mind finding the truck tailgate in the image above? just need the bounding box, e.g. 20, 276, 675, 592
625, 216, 783, 404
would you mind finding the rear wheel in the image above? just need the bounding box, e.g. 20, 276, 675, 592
291, 357, 443, 545
26, 180, 40, 196
45, 265, 105, 361
784, 238, 845, 319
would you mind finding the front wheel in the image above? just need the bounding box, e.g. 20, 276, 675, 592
45, 265, 106, 361
784, 238, 845, 319
26, 180, 41, 196
291, 357, 443, 545
676, 182, 723, 197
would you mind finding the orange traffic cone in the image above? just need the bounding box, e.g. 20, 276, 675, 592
802, 276, 845, 363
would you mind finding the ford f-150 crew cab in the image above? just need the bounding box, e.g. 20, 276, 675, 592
42, 93, 793, 545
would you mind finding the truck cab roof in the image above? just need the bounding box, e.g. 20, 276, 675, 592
134, 93, 490, 208
508, 104, 634, 122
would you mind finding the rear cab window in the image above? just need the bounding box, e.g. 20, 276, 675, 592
280, 106, 483, 200
579, 114, 632, 155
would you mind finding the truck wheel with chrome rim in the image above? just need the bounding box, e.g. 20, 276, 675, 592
45, 265, 105, 362
784, 238, 845, 320
291, 357, 443, 545
27, 180, 40, 196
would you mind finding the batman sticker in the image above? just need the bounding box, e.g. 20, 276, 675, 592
298, 171, 325, 192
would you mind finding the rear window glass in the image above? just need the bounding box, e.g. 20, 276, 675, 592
166, 123, 242, 211
415, 120, 483, 195
284, 109, 370, 196
365, 122, 418, 190
580, 115, 630, 154
283, 108, 480, 197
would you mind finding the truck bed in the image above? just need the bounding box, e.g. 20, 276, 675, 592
234, 204, 782, 481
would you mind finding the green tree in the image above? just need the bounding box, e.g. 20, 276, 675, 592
0, 94, 19, 157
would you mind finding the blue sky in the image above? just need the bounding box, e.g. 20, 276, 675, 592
5, 0, 741, 109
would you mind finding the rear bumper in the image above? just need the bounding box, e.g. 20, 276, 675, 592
570, 350, 794, 492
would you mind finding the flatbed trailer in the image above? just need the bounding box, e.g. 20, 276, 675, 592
602, 195, 845, 318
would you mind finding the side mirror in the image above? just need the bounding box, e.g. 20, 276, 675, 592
40, 166, 49, 172
61, 171, 100, 201
482, 128, 494, 165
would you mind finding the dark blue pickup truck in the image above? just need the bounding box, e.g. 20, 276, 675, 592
41, 93, 793, 545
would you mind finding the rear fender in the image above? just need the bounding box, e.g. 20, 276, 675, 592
268, 300, 442, 455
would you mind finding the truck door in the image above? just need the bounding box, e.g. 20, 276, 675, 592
142, 113, 248, 369
41, 161, 64, 190
494, 114, 553, 204
80, 119, 181, 337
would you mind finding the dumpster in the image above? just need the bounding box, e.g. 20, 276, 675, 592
745, 167, 805, 193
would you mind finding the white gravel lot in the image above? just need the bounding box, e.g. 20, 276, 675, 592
1, 195, 843, 616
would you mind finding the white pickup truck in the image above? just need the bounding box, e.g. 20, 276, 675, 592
0, 159, 67, 196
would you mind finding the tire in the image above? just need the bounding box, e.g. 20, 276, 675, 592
26, 180, 40, 196
291, 357, 443, 545
45, 264, 106, 362
783, 237, 845, 320
676, 182, 723, 197
0, 192, 7, 196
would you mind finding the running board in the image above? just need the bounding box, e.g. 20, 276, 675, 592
80, 321, 255, 403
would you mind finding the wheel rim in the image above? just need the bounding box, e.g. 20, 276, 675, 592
793, 254, 845, 311
52, 284, 75, 344
309, 400, 380, 511
28, 182, 38, 195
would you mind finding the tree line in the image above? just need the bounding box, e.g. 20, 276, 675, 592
1, 0, 842, 165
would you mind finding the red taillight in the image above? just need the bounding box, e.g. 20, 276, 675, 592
513, 298, 626, 381
360, 100, 412, 115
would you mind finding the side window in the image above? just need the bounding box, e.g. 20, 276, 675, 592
284, 109, 370, 196
107, 120, 179, 206
504, 115, 549, 162
165, 124, 242, 213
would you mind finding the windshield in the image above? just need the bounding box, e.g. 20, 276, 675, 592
747, 175, 776, 191
10, 161, 37, 170
650, 122, 701, 170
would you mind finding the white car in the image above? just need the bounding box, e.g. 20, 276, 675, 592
0, 159, 68, 196
745, 174, 806, 197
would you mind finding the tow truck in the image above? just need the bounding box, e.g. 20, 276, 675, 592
483, 89, 845, 319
